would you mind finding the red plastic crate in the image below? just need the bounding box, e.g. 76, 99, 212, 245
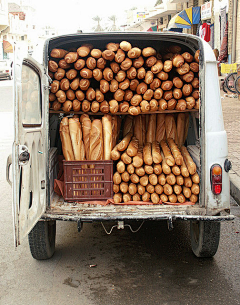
63, 160, 113, 202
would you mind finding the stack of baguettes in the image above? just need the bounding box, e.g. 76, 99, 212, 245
59, 114, 121, 161
111, 113, 199, 204
49, 41, 200, 114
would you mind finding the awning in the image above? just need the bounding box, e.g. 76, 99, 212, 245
167, 6, 201, 29
3, 40, 13, 53
147, 25, 158, 32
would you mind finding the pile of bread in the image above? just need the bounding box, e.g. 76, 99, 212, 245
49, 41, 200, 114
59, 114, 121, 161
111, 113, 199, 204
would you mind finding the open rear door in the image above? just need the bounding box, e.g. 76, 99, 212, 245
13, 51, 49, 246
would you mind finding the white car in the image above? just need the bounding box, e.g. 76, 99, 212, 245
0, 60, 12, 80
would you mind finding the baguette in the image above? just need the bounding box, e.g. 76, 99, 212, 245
134, 115, 144, 146
129, 183, 137, 196
144, 165, 153, 175
177, 194, 186, 203
135, 167, 145, 177
138, 184, 145, 195
121, 171, 130, 182
183, 113, 189, 144
111, 145, 120, 160
69, 117, 85, 161
142, 192, 150, 202
166, 173, 176, 186
80, 114, 91, 160
149, 174, 158, 186
153, 164, 162, 175
59, 117, 75, 161
160, 194, 168, 203
158, 173, 166, 186
130, 174, 139, 184
140, 175, 149, 187
143, 143, 153, 165
118, 133, 132, 152
132, 146, 143, 167
89, 119, 103, 161
190, 194, 198, 203
123, 193, 132, 203
152, 141, 162, 164
176, 175, 184, 186
155, 184, 163, 195
168, 194, 177, 203
121, 152, 132, 164
173, 185, 182, 195
191, 184, 200, 195
120, 182, 129, 194
163, 184, 173, 196
180, 146, 197, 175
183, 186, 191, 198
160, 140, 175, 166
177, 113, 186, 147
133, 193, 141, 201
111, 116, 118, 148
127, 137, 139, 157
156, 114, 166, 142
184, 177, 193, 188
172, 165, 180, 176
192, 173, 200, 184
165, 114, 178, 145
113, 184, 120, 194
127, 164, 135, 174
146, 114, 156, 142
102, 114, 112, 160
117, 161, 125, 173
146, 184, 155, 194
181, 159, 190, 177
167, 138, 183, 166
123, 116, 133, 137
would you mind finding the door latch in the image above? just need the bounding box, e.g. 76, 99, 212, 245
19, 145, 30, 166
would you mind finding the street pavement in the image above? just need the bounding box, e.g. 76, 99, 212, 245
0, 80, 240, 305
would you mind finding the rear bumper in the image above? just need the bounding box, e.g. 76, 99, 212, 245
43, 196, 234, 222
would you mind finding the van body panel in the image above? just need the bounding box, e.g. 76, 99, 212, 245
12, 52, 48, 246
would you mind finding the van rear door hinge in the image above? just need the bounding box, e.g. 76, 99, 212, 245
43, 84, 51, 90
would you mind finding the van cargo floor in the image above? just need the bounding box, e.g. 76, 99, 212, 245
43, 195, 233, 222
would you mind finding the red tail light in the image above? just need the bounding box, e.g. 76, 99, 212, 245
210, 164, 222, 195
6, 70, 9, 72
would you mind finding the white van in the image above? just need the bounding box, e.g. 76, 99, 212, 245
6, 32, 234, 260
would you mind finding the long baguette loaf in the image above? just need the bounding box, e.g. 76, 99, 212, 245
165, 114, 178, 145
177, 113, 185, 147
146, 114, 156, 142
156, 114, 166, 142
167, 138, 183, 165
160, 140, 175, 166
152, 141, 162, 164
183, 113, 189, 144
89, 119, 103, 160
111, 144, 120, 160
69, 117, 85, 161
112, 115, 118, 148
143, 142, 153, 165
123, 116, 133, 137
102, 114, 112, 160
132, 146, 143, 167
161, 152, 171, 175
180, 146, 197, 175
134, 115, 143, 146
80, 114, 91, 160
118, 132, 132, 151
127, 137, 139, 157
59, 117, 75, 161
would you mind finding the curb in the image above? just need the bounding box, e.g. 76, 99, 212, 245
230, 171, 240, 205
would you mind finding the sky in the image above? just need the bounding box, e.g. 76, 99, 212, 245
35, 0, 158, 34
